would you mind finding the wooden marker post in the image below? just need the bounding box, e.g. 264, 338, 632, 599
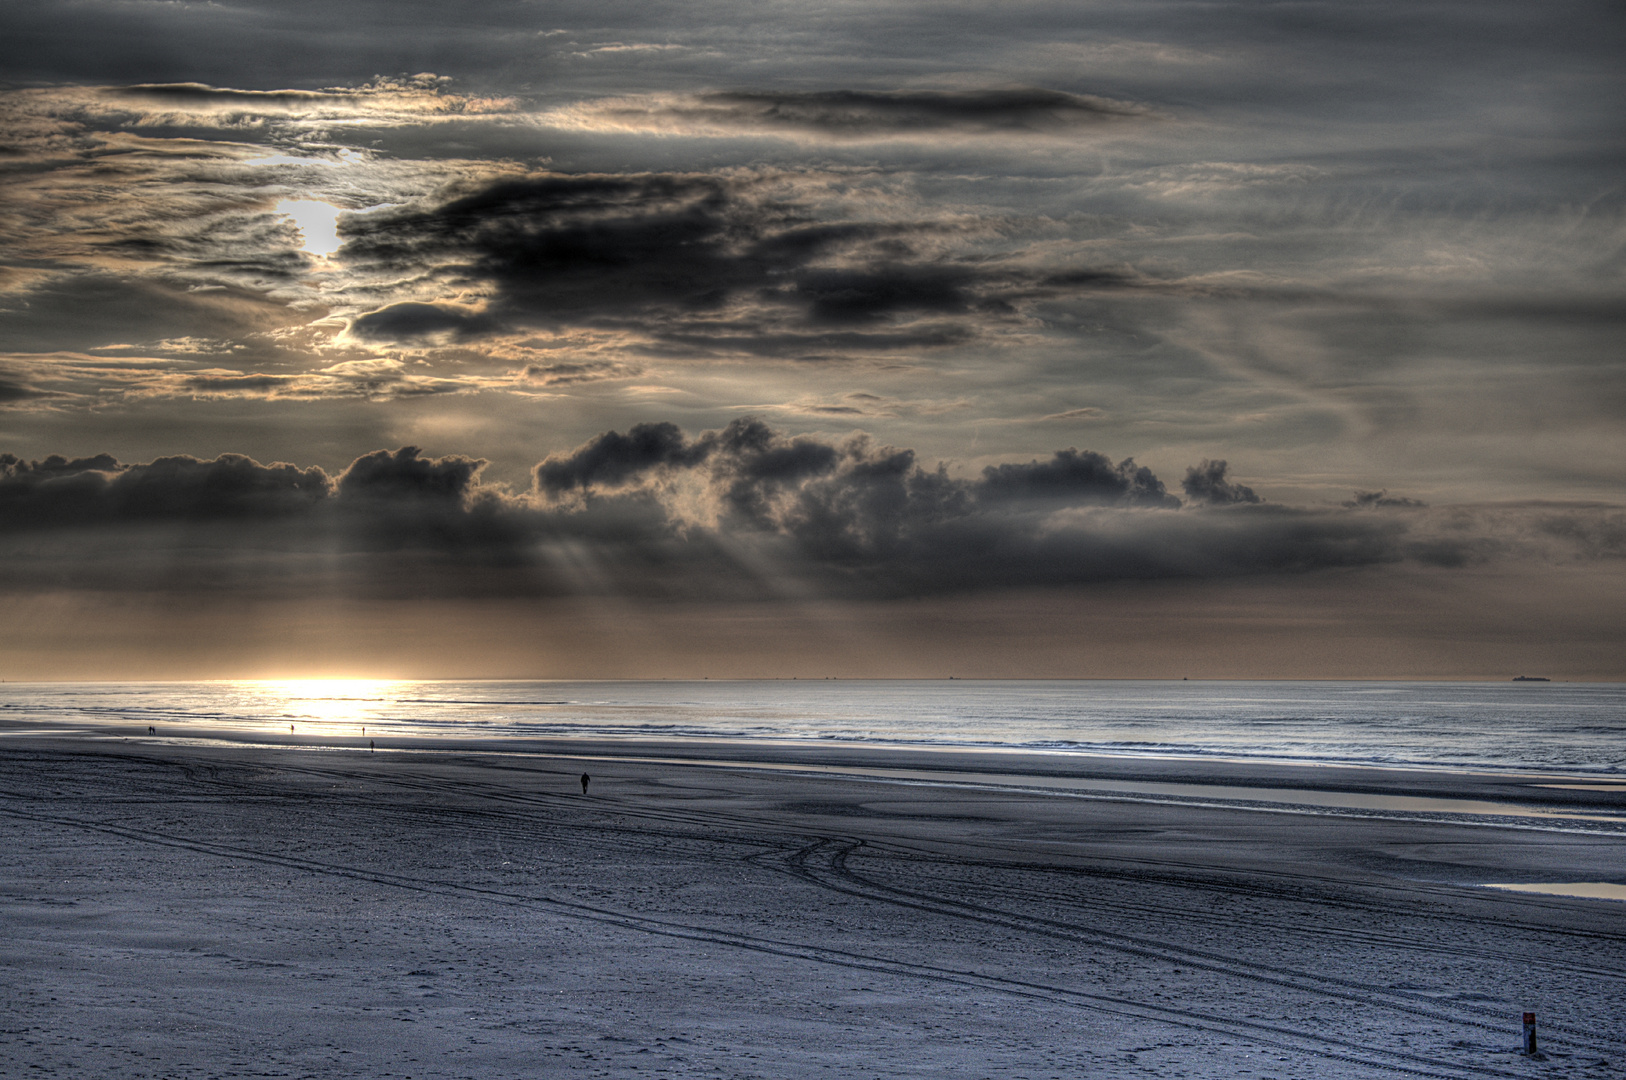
1522, 1012, 1537, 1055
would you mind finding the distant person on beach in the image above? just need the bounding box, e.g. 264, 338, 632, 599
580, 773, 590, 794
370, 740, 375, 751
147, 726, 155, 735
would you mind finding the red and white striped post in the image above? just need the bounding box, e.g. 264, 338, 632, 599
1521, 1012, 1537, 1055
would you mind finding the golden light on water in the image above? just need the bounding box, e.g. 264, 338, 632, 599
277, 199, 343, 257
239, 678, 402, 726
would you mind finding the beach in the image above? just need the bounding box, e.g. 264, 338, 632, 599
2, 733, 1623, 1079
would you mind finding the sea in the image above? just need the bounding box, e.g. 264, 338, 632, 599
1, 679, 1621, 777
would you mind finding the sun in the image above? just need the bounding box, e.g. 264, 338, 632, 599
277, 199, 344, 257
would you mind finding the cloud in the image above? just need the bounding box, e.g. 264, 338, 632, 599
349, 302, 503, 342
550, 88, 1154, 140
90, 77, 520, 125
981, 449, 1180, 508
181, 372, 299, 393
1039, 407, 1106, 422
344, 172, 798, 330
1344, 490, 1426, 509
513, 360, 642, 387
761, 391, 971, 418
0, 276, 309, 358
523, 421, 1626, 592
1536, 509, 1626, 559
0, 451, 330, 528
105, 83, 335, 110
1, 422, 1621, 601
1182, 459, 1260, 505
336, 446, 487, 503
0, 352, 504, 405
337, 170, 1142, 361
534, 421, 707, 495
0, 371, 51, 403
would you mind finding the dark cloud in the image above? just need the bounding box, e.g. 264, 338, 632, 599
340, 172, 1113, 356
106, 83, 333, 107
1, 423, 1621, 602
535, 422, 701, 494
981, 449, 1181, 508
0, 451, 330, 528
0, 275, 304, 356
514, 361, 640, 386
344, 173, 777, 343
700, 419, 847, 528
1182, 459, 1260, 506
336, 446, 486, 503
0, 372, 49, 403
586, 88, 1151, 137
1344, 490, 1426, 509
183, 373, 298, 393
795, 266, 985, 324
525, 420, 1569, 594
1536, 510, 1626, 559
524, 421, 1626, 594
349, 302, 503, 342
652, 325, 977, 359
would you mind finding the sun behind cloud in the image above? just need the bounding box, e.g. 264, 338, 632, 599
277, 200, 344, 258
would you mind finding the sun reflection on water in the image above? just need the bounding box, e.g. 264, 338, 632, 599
236, 679, 404, 727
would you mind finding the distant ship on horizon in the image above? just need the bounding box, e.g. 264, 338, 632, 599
1512, 675, 1551, 682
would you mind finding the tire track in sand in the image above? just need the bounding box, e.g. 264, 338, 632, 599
760, 838, 1622, 1057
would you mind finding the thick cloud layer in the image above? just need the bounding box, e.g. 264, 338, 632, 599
0, 452, 330, 527
3, 423, 1616, 602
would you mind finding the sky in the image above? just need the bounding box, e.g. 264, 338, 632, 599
1, 0, 1622, 680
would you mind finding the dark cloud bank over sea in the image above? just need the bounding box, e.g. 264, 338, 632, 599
3, 421, 1619, 606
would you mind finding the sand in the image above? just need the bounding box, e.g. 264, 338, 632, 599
2, 733, 1623, 1079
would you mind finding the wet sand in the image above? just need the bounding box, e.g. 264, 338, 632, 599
2, 733, 1623, 1078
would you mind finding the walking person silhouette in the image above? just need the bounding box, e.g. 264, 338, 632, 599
580, 772, 590, 795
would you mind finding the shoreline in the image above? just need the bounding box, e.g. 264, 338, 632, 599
9, 727, 1626, 844
12, 719, 1626, 801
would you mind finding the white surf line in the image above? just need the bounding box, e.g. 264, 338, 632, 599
0, 803, 1536, 1080
27, 714, 1626, 784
